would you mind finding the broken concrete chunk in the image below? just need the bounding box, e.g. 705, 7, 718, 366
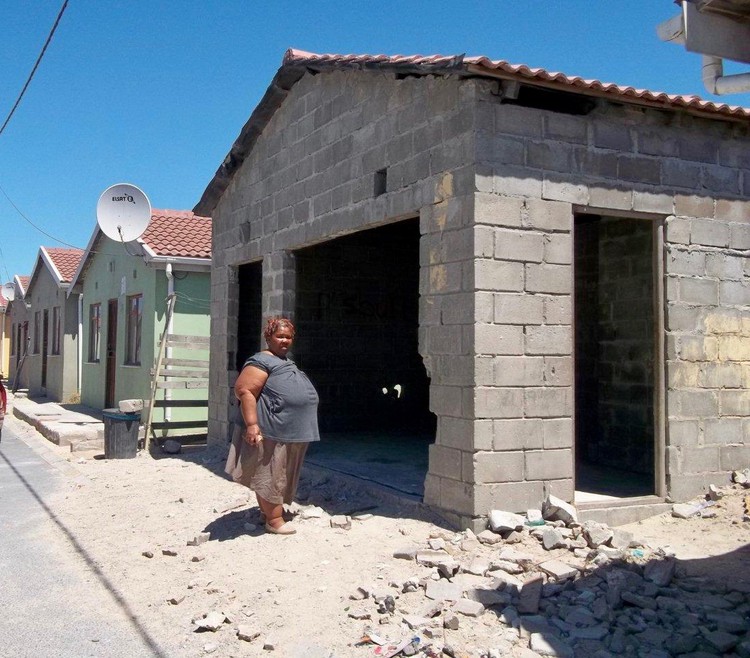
162, 548, 178, 557
425, 580, 463, 602
437, 559, 460, 579
541, 527, 567, 551
415, 550, 448, 567
488, 559, 524, 575
671, 503, 701, 519
393, 547, 417, 560
525, 509, 545, 526
299, 506, 325, 519
542, 495, 578, 525
427, 538, 446, 551
443, 612, 460, 630
538, 560, 578, 581
732, 469, 750, 486
236, 625, 260, 642
167, 595, 185, 605
488, 510, 526, 533
609, 528, 634, 550
530, 633, 574, 658
643, 557, 676, 587
463, 558, 490, 576
707, 484, 724, 501
582, 521, 614, 548
330, 515, 351, 529
402, 614, 432, 629
517, 576, 544, 615
118, 399, 143, 413
187, 532, 211, 546
194, 612, 225, 632
476, 529, 504, 545
452, 598, 484, 617
347, 609, 371, 620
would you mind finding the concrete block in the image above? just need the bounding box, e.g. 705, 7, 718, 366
495, 104, 544, 138
526, 141, 576, 172
714, 199, 747, 222
525, 449, 573, 480
618, 156, 661, 185
666, 249, 705, 276
475, 481, 545, 515
719, 390, 750, 416
543, 113, 588, 144
543, 233, 572, 265
438, 477, 475, 516
588, 186, 632, 211
703, 418, 744, 445
679, 134, 719, 164
474, 451, 525, 484
672, 389, 719, 418
437, 416, 488, 451
429, 385, 464, 417
474, 193, 524, 227
718, 336, 750, 361
678, 334, 718, 361
542, 177, 589, 205
494, 292, 544, 325
525, 387, 573, 418
542, 418, 573, 449
702, 165, 741, 196
544, 356, 573, 387
543, 296, 572, 325
575, 150, 618, 179
426, 325, 464, 355
720, 281, 750, 306
439, 292, 475, 325
493, 165, 544, 198
475, 323, 524, 355
474, 387, 524, 419
707, 253, 745, 280
429, 444, 464, 480
493, 418, 544, 450
661, 160, 701, 188
523, 199, 572, 232
674, 194, 713, 219
492, 356, 544, 386
592, 121, 633, 151
426, 262, 463, 295
668, 473, 713, 502
477, 134, 526, 166
690, 218, 730, 248
633, 190, 673, 214
526, 263, 572, 295
719, 444, 750, 471
474, 226, 495, 258
682, 447, 720, 474
638, 129, 679, 158
699, 363, 742, 389
679, 278, 718, 305
475, 259, 524, 292
494, 228, 545, 263
475, 291, 494, 323
525, 325, 572, 356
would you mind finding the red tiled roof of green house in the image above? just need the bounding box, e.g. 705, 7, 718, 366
45, 248, 84, 283
141, 209, 212, 259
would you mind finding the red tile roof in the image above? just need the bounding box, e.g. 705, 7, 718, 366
45, 247, 84, 283
195, 48, 750, 215
17, 276, 30, 293
141, 209, 211, 259
0, 292, 6, 310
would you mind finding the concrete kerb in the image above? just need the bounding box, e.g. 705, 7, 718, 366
11, 393, 105, 453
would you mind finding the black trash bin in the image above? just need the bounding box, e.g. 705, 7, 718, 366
102, 409, 140, 459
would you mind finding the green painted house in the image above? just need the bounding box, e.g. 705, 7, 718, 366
69, 209, 211, 439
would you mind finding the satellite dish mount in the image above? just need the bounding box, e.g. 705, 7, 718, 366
96, 183, 151, 242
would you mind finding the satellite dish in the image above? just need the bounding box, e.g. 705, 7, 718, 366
1, 282, 14, 301
96, 183, 151, 242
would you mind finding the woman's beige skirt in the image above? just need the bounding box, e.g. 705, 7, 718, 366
225, 425, 309, 505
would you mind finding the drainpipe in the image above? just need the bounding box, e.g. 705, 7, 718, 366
77, 293, 83, 394
165, 263, 174, 422
702, 55, 750, 95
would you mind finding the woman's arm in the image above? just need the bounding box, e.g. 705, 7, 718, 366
234, 365, 269, 445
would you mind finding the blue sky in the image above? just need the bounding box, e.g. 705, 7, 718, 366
0, 1, 747, 283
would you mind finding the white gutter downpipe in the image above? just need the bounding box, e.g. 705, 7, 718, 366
165, 263, 175, 422
77, 293, 83, 394
702, 55, 750, 95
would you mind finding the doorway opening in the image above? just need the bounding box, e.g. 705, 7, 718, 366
236, 261, 263, 372
294, 219, 435, 498
574, 214, 661, 501
105, 299, 118, 409
41, 309, 49, 390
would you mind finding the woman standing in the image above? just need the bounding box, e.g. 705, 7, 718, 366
226, 317, 320, 534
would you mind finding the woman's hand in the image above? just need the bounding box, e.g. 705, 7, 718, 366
245, 423, 263, 445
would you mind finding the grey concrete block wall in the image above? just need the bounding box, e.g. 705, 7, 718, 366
206, 67, 750, 529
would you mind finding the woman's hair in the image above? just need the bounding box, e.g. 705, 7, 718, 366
263, 316, 295, 340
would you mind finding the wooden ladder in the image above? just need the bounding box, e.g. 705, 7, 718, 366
144, 295, 209, 450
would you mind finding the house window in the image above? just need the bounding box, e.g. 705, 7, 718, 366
52, 307, 61, 355
33, 312, 40, 354
10, 324, 15, 355
88, 303, 101, 362
125, 294, 143, 365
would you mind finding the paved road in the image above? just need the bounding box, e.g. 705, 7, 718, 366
0, 417, 171, 658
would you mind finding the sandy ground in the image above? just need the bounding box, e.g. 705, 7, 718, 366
10, 415, 750, 658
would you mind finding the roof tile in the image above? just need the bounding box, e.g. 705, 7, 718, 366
45, 248, 84, 283
141, 209, 211, 259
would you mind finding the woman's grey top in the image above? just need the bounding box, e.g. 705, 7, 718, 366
243, 351, 320, 443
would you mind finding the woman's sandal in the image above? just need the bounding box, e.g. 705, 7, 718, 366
264, 522, 296, 535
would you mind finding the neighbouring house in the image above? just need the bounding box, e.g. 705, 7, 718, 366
24, 247, 84, 402
8, 275, 31, 391
195, 49, 750, 529
69, 209, 211, 440
0, 290, 9, 377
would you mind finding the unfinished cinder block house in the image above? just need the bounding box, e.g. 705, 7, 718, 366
196, 50, 750, 529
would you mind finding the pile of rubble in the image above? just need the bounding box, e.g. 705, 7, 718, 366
341, 491, 750, 658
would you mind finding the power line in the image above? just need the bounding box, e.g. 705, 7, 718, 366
0, 0, 70, 138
